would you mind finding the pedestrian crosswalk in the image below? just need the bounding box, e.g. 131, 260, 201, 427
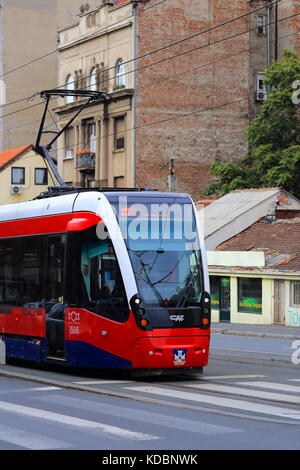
0, 374, 300, 449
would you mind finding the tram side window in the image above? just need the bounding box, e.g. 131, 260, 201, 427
20, 237, 43, 307
46, 235, 66, 312
0, 239, 20, 306
81, 227, 129, 323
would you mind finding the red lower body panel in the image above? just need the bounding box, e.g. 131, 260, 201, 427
132, 334, 210, 369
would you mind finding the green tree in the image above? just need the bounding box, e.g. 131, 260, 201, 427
205, 50, 300, 197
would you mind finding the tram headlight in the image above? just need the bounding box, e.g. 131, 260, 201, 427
130, 294, 151, 330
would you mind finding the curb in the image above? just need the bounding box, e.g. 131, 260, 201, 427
211, 328, 300, 340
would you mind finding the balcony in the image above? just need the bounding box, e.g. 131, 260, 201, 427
76, 150, 96, 169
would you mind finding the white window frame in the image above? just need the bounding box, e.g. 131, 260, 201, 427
290, 281, 300, 308
66, 75, 75, 104
90, 67, 97, 92
116, 59, 126, 88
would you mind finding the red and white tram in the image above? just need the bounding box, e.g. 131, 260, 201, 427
0, 188, 211, 373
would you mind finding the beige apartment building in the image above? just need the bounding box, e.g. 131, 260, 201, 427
55, 0, 134, 188
0, 0, 57, 151
55, 0, 300, 196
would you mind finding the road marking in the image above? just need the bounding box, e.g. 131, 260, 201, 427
27, 387, 62, 392
202, 375, 266, 381
126, 386, 300, 420
0, 424, 71, 450
184, 383, 300, 405
0, 386, 61, 395
0, 400, 159, 441
73, 380, 131, 385
289, 379, 300, 382
237, 381, 300, 394
37, 394, 243, 436
211, 347, 290, 356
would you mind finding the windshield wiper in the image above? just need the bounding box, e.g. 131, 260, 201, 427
175, 263, 200, 308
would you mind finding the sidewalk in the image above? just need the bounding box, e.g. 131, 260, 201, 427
211, 322, 300, 340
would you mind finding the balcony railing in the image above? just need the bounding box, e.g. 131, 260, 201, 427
76, 151, 96, 169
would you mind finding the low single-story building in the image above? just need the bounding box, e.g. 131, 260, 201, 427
199, 188, 300, 327
0, 144, 60, 205
208, 217, 300, 327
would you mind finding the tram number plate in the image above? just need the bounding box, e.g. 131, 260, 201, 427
69, 325, 80, 335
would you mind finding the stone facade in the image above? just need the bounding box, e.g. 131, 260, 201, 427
55, 0, 134, 188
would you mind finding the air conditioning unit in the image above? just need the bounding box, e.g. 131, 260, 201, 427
256, 90, 267, 102
66, 150, 74, 159
11, 185, 23, 195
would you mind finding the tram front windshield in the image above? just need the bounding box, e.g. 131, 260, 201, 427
112, 201, 204, 308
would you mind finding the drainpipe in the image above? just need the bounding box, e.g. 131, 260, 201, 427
266, 3, 272, 68
274, 2, 278, 62
131, 2, 137, 188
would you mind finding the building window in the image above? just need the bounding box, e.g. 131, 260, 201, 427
90, 67, 97, 92
238, 278, 262, 314
256, 15, 266, 35
210, 276, 220, 310
114, 117, 125, 150
11, 167, 25, 185
83, 119, 97, 152
114, 176, 125, 188
116, 59, 126, 88
290, 281, 300, 307
65, 126, 75, 159
35, 168, 48, 185
66, 75, 74, 104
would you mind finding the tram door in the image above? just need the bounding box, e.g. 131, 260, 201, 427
45, 235, 66, 359
220, 277, 231, 323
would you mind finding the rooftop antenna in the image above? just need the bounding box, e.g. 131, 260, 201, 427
34, 88, 113, 187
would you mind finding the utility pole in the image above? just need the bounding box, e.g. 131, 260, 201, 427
168, 159, 177, 192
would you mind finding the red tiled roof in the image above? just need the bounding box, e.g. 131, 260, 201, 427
113, 0, 128, 6
217, 218, 300, 271
0, 144, 33, 170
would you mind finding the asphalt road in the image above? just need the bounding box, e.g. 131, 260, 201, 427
0, 333, 299, 451
211, 332, 297, 361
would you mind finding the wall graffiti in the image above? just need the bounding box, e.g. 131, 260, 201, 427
287, 309, 300, 327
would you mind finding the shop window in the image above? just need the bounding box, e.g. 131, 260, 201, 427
238, 278, 262, 314
210, 276, 220, 309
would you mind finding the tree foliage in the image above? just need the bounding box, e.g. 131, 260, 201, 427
205, 50, 300, 197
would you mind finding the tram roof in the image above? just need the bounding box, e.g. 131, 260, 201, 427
0, 188, 192, 223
